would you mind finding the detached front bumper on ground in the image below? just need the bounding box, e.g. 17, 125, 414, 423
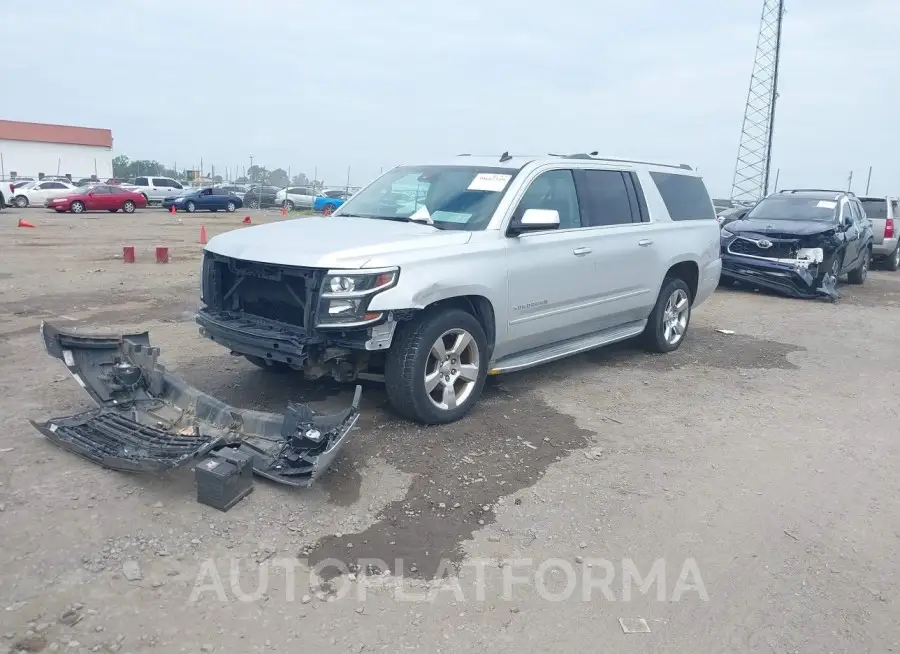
32, 322, 362, 487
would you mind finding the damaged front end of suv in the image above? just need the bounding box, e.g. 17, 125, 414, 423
32, 322, 362, 487
716, 191, 873, 301
195, 248, 406, 383
720, 227, 842, 300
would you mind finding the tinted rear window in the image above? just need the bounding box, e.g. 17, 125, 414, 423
860, 199, 887, 219
649, 172, 715, 221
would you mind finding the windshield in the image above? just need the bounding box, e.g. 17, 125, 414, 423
746, 196, 838, 222
334, 165, 518, 230
859, 199, 887, 219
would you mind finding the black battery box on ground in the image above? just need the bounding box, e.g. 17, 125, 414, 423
195, 446, 254, 512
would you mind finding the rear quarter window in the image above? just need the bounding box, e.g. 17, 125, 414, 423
649, 172, 716, 221
860, 199, 887, 219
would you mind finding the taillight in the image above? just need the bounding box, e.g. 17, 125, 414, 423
8, 184, 13, 194
886, 217, 894, 239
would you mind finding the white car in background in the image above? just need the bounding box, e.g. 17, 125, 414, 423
9, 180, 78, 208
275, 185, 316, 210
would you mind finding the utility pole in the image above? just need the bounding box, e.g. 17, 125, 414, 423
865, 166, 873, 194
847, 170, 853, 192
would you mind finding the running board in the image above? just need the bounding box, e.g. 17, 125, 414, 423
488, 320, 646, 374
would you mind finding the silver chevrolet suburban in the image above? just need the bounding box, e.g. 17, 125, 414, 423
197, 153, 722, 424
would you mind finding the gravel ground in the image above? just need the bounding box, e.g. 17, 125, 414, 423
1, 207, 899, 653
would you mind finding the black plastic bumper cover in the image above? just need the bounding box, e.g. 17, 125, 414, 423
32, 321, 361, 487
721, 254, 839, 301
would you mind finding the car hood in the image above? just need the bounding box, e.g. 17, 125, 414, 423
205, 215, 472, 268
724, 218, 837, 237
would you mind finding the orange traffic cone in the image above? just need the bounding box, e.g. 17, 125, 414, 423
242, 216, 251, 224
281, 205, 287, 216
18, 218, 35, 228
199, 225, 208, 245
169, 204, 176, 214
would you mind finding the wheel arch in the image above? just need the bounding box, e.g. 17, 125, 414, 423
663, 259, 700, 303
400, 294, 497, 360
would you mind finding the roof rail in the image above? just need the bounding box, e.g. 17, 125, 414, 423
550, 153, 692, 171
778, 188, 855, 196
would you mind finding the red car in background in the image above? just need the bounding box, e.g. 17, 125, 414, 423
47, 185, 148, 214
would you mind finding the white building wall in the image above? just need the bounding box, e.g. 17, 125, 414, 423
0, 140, 114, 179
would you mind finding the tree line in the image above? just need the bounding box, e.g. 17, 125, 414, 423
111, 156, 319, 188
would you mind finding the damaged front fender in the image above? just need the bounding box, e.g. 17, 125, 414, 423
32, 322, 362, 487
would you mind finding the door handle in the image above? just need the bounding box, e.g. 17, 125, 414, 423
573, 247, 592, 256
638, 239, 653, 247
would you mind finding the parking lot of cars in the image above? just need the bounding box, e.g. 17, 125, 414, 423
2, 177, 900, 649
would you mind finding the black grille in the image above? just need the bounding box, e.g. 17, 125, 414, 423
729, 237, 795, 259
36, 409, 219, 472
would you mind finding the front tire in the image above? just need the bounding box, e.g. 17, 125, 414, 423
248, 199, 260, 209
385, 308, 488, 424
122, 200, 135, 213
226, 201, 236, 212
284, 200, 295, 211
70, 201, 85, 214
14, 196, 28, 208
642, 278, 692, 353
848, 247, 869, 284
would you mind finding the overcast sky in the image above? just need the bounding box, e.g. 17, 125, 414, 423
5, 0, 898, 195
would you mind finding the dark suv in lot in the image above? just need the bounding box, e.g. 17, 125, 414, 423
243, 185, 281, 209
720, 189, 873, 299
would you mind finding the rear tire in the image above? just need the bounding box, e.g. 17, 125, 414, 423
642, 277, 692, 354
248, 199, 260, 209
384, 308, 488, 424
245, 355, 292, 373
884, 244, 900, 271
848, 247, 869, 284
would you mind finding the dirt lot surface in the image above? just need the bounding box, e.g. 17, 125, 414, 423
1, 207, 899, 653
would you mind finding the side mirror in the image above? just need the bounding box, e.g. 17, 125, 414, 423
508, 208, 561, 236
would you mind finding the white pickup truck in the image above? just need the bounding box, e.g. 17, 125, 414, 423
121, 176, 185, 205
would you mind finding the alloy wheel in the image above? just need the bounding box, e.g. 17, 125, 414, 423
423, 328, 480, 411
662, 288, 689, 346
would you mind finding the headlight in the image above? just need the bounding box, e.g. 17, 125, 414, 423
796, 247, 824, 264
317, 268, 399, 327
721, 227, 734, 238
329, 276, 356, 293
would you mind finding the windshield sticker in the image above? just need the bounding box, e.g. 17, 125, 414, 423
816, 200, 837, 209
468, 173, 512, 192
432, 211, 472, 223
